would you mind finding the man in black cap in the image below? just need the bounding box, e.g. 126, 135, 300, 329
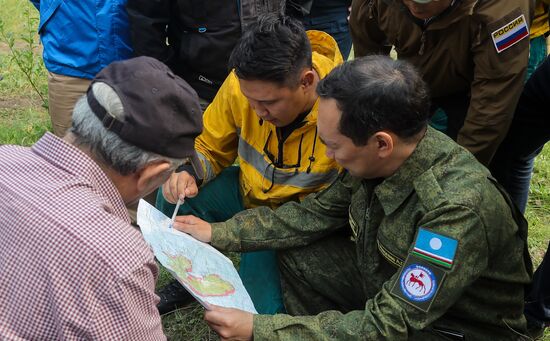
0, 56, 202, 339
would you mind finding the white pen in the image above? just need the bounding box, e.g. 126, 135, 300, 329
170, 195, 185, 228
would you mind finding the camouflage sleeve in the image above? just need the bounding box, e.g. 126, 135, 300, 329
210, 172, 353, 252
252, 205, 490, 340
458, 2, 530, 165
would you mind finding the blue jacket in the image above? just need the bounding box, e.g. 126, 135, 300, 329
30, 0, 133, 79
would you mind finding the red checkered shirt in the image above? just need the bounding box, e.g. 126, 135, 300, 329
0, 133, 166, 340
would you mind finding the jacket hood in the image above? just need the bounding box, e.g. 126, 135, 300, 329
291, 30, 344, 126
307, 30, 344, 79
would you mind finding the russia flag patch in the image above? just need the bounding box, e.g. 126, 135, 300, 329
491, 15, 529, 53
412, 228, 458, 269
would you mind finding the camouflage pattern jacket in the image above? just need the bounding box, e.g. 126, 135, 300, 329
211, 127, 533, 340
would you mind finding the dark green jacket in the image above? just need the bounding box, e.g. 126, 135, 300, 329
212, 127, 532, 340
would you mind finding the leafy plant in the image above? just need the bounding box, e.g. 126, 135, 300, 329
0, 3, 48, 108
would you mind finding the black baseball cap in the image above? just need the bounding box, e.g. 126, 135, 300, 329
87, 56, 204, 179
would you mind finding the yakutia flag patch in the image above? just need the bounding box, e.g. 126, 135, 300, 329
412, 228, 458, 269
491, 14, 529, 53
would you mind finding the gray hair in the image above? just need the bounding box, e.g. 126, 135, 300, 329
70, 82, 180, 175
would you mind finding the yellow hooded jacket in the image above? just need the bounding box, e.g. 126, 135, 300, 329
195, 30, 343, 209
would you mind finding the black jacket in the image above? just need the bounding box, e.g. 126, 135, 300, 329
127, 0, 286, 101
127, 0, 239, 101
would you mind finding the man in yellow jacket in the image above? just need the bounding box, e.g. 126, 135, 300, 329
156, 13, 343, 315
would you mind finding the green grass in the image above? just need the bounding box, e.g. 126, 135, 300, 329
0, 106, 50, 145
0, 0, 49, 145
156, 260, 217, 340
1, 2, 548, 340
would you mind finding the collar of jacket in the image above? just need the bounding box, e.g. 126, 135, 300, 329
371, 126, 450, 215
380, 0, 479, 30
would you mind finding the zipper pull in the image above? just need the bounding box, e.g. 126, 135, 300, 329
367, 0, 375, 19
419, 30, 426, 56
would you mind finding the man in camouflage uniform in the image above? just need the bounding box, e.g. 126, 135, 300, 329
174, 56, 533, 340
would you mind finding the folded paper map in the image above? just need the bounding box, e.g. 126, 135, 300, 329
137, 199, 257, 313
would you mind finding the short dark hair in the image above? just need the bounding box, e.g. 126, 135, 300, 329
317, 56, 431, 145
228, 13, 312, 87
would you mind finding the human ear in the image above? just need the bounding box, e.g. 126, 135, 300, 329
301, 70, 315, 88
135, 160, 173, 193
374, 132, 394, 158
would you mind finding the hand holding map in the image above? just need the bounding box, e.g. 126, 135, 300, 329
137, 199, 257, 314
